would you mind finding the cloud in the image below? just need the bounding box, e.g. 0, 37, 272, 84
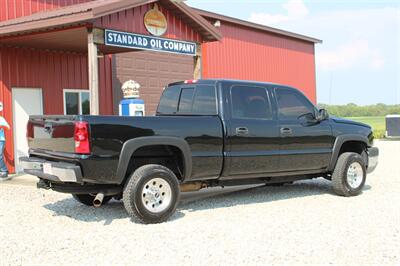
317, 39, 385, 71
248, 1, 397, 73
249, 0, 308, 25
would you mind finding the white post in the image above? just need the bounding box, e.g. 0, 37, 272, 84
194, 44, 202, 79
88, 29, 100, 115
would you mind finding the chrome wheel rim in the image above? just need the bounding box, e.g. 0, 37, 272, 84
141, 178, 172, 213
346, 162, 364, 189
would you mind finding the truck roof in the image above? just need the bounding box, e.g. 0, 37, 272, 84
168, 79, 289, 88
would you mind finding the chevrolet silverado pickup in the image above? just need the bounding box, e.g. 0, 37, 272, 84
22, 79, 379, 223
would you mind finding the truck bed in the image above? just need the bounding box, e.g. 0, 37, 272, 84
27, 115, 224, 183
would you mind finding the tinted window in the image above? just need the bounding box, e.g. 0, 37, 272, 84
157, 86, 180, 114
192, 85, 217, 114
275, 88, 315, 120
178, 88, 194, 113
231, 85, 272, 119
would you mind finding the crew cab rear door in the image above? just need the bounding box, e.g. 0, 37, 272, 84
273, 86, 334, 172
222, 82, 280, 178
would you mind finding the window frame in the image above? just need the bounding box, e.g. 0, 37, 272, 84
273, 87, 317, 121
63, 89, 90, 115
229, 84, 273, 120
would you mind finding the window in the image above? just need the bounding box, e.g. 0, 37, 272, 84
178, 88, 194, 113
157, 86, 180, 114
275, 88, 315, 120
192, 85, 217, 114
157, 85, 217, 115
64, 90, 90, 115
231, 85, 272, 119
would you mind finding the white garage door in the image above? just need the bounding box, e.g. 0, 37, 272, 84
12, 88, 43, 173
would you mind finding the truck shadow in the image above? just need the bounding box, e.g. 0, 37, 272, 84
42, 178, 371, 225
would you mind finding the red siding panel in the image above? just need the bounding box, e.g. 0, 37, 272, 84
94, 3, 203, 43
202, 22, 317, 103
0, 47, 90, 173
0, 0, 93, 22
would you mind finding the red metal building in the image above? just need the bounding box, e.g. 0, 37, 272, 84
199, 9, 318, 103
0, 0, 320, 173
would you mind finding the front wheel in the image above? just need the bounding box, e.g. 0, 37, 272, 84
332, 152, 366, 196
123, 164, 180, 224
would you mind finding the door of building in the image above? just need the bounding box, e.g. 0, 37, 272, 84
12, 88, 43, 173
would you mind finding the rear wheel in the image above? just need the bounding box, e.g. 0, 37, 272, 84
72, 194, 112, 206
332, 152, 366, 196
123, 164, 180, 224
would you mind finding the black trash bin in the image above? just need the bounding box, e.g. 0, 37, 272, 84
386, 115, 400, 138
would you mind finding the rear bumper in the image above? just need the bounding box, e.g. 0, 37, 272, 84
367, 147, 379, 173
20, 156, 82, 183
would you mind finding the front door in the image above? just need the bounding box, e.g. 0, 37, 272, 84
12, 88, 43, 173
274, 87, 334, 172
224, 83, 280, 179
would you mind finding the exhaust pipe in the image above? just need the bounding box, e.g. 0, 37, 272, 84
93, 193, 105, 207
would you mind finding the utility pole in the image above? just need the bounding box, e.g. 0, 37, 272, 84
329, 72, 333, 105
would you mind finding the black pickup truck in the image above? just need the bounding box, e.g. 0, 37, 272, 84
22, 79, 378, 223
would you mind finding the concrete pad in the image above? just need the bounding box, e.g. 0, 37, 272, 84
1, 174, 38, 186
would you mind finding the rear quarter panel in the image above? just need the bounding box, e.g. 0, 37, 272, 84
82, 115, 224, 183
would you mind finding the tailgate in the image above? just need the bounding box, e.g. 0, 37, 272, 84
27, 115, 77, 153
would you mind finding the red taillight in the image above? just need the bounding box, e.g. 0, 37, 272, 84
74, 121, 90, 154
184, 79, 198, 84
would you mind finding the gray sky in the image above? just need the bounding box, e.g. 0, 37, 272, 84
187, 0, 400, 105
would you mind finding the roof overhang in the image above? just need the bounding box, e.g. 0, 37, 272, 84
0, 0, 222, 46
195, 8, 322, 44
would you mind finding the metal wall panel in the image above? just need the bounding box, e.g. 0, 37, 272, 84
0, 47, 104, 172
95, 3, 203, 43
202, 21, 317, 103
0, 0, 93, 22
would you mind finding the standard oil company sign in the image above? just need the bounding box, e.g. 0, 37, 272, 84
104, 29, 197, 56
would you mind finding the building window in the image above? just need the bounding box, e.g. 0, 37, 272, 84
63, 90, 90, 115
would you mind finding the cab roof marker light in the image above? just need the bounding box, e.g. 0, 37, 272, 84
184, 79, 198, 84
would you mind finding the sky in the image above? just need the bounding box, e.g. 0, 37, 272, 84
186, 0, 400, 105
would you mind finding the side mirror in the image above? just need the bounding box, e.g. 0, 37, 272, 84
317, 109, 329, 121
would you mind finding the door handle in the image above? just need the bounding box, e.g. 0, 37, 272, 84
280, 127, 293, 135
235, 127, 249, 135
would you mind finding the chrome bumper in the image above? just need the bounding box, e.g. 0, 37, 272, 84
20, 156, 82, 183
367, 147, 379, 173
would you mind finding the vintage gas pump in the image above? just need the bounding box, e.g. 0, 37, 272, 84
119, 80, 145, 116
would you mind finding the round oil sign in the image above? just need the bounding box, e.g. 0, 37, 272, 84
144, 4, 167, 36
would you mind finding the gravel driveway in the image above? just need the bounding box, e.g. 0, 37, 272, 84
1, 140, 399, 265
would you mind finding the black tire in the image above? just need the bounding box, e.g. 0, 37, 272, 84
72, 194, 112, 206
332, 152, 366, 197
123, 164, 180, 224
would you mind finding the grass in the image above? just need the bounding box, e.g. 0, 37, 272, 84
345, 116, 385, 139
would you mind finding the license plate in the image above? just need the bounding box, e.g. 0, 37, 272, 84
43, 163, 53, 175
